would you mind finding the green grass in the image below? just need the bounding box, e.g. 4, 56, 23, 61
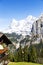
8, 62, 42, 65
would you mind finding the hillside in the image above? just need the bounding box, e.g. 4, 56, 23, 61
5, 33, 22, 43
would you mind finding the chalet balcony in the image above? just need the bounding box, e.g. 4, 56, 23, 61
0, 47, 8, 54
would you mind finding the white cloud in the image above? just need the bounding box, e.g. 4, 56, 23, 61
1, 15, 37, 35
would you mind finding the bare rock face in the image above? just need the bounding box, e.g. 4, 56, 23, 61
31, 14, 43, 39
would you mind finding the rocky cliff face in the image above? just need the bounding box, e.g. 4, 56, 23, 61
31, 14, 43, 44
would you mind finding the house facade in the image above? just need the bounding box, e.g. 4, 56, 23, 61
0, 32, 12, 64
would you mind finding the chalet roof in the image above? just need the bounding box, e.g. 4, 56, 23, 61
0, 32, 12, 45
0, 32, 3, 37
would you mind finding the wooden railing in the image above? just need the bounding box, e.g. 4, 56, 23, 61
0, 47, 8, 54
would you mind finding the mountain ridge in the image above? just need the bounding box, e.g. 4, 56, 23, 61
0, 15, 37, 36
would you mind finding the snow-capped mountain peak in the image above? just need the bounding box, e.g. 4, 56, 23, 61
1, 15, 37, 36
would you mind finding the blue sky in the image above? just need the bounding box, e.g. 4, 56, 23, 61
0, 0, 43, 30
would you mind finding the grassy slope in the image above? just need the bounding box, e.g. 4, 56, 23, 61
8, 62, 42, 65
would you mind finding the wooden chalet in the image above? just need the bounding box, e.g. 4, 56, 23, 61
0, 32, 12, 64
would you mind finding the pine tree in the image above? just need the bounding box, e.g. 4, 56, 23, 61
23, 45, 29, 62
30, 45, 37, 62
40, 48, 43, 57
17, 44, 22, 61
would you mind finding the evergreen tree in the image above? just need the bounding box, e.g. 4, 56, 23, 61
23, 45, 29, 62
17, 44, 22, 61
8, 50, 14, 62
30, 45, 37, 62
40, 48, 43, 57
